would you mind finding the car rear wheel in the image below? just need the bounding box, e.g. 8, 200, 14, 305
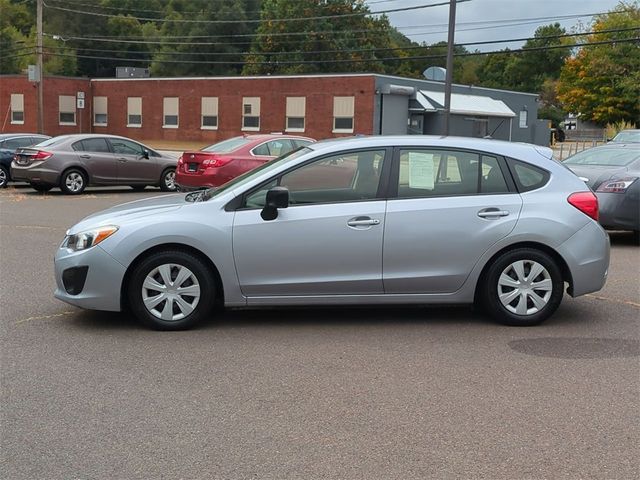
0, 166, 8, 188
30, 183, 52, 193
481, 248, 563, 326
159, 168, 177, 192
128, 250, 216, 330
60, 169, 87, 195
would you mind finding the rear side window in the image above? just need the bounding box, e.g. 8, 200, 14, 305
508, 159, 550, 192
80, 138, 110, 153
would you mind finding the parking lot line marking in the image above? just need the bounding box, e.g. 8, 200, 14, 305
0, 224, 62, 231
586, 293, 640, 309
15, 311, 76, 324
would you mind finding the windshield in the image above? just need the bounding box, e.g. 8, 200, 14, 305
202, 136, 252, 153
202, 146, 313, 201
612, 131, 640, 143
563, 147, 639, 167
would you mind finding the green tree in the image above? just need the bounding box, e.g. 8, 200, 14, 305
557, 1, 640, 125
242, 0, 394, 75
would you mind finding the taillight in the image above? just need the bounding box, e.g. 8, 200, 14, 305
202, 156, 232, 168
567, 191, 599, 221
33, 150, 52, 161
595, 177, 638, 193
177, 154, 184, 165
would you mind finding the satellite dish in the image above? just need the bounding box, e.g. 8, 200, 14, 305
423, 66, 446, 82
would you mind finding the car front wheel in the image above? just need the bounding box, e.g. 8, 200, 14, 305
481, 248, 564, 326
128, 250, 216, 330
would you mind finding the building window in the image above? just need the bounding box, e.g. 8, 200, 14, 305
333, 96, 355, 133
58, 95, 76, 125
93, 96, 107, 126
10, 94, 24, 124
163, 97, 179, 128
201, 97, 218, 129
285, 97, 305, 132
242, 97, 260, 131
519, 108, 528, 128
127, 97, 142, 127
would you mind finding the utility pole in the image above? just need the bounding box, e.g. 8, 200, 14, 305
443, 0, 456, 136
36, 0, 44, 134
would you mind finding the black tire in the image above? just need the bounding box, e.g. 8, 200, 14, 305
0, 166, 9, 188
60, 168, 87, 195
127, 250, 217, 330
481, 248, 564, 326
159, 168, 177, 192
130, 185, 147, 191
30, 183, 53, 193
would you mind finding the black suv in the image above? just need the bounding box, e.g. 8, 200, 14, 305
0, 133, 50, 188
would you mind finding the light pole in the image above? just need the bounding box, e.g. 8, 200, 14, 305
36, 0, 44, 134
443, 0, 456, 136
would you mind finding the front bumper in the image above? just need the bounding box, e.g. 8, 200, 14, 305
54, 244, 126, 312
11, 162, 60, 185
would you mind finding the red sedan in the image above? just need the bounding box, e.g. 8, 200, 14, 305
176, 134, 314, 191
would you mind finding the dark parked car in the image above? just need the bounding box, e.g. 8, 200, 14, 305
564, 143, 639, 239
11, 134, 178, 194
0, 133, 50, 188
610, 129, 640, 143
176, 134, 314, 191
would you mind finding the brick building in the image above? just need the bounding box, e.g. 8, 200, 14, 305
0, 73, 548, 145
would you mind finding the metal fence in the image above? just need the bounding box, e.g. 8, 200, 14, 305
554, 140, 604, 160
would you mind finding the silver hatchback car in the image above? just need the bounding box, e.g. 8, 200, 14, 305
54, 136, 609, 330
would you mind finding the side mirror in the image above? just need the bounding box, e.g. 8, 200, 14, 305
142, 149, 150, 159
260, 186, 289, 221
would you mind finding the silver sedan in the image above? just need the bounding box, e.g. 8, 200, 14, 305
54, 136, 610, 330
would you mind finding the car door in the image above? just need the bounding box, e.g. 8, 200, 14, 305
232, 148, 389, 297
383, 148, 523, 294
109, 138, 158, 183
72, 138, 118, 184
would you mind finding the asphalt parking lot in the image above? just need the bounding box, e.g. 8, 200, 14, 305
1, 185, 639, 479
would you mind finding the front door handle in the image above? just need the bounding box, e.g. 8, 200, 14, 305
118, 157, 128, 163
477, 208, 510, 218
347, 217, 380, 227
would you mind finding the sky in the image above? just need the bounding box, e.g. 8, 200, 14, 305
365, 0, 626, 51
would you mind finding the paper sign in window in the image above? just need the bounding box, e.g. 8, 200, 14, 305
408, 152, 434, 189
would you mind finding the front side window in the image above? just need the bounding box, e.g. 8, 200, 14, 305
110, 138, 144, 156
243, 149, 386, 208
4, 137, 35, 149
252, 139, 294, 157
396, 149, 510, 198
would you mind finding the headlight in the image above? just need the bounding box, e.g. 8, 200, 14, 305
63, 226, 118, 251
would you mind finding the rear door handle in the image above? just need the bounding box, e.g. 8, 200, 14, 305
347, 217, 380, 227
118, 157, 128, 163
477, 209, 510, 218
79, 154, 90, 159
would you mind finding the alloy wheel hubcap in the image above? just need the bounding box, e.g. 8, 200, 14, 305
165, 171, 176, 189
66, 173, 84, 192
0, 170, 6, 186
497, 260, 553, 316
142, 263, 201, 321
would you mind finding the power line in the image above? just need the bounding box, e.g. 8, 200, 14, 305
42, 0, 471, 25
33, 37, 639, 66
42, 27, 639, 58
44, 0, 405, 16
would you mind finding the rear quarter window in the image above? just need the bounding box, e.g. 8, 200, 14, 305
508, 159, 550, 192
